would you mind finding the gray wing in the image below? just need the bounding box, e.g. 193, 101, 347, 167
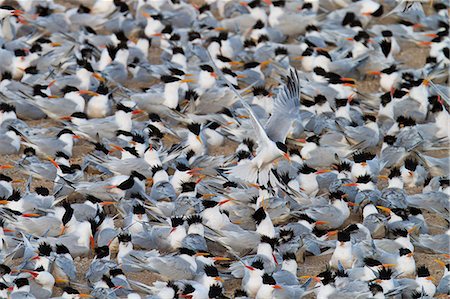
181, 234, 207, 252
147, 256, 195, 280
54, 256, 77, 280
97, 228, 119, 247
265, 69, 300, 142
437, 274, 450, 294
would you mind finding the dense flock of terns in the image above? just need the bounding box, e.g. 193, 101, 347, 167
0, 0, 448, 298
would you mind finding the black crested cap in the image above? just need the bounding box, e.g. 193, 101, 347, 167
131, 171, 146, 181
317, 269, 334, 285
0, 174, 12, 182
35, 186, 49, 196
116, 102, 133, 113
171, 216, 184, 227
404, 158, 418, 171
260, 235, 277, 249
183, 283, 195, 294
14, 278, 29, 288
204, 264, 219, 277
161, 75, 181, 83
383, 135, 396, 145
38, 242, 52, 256
335, 161, 352, 172
243, 61, 260, 69
364, 257, 382, 267
57, 128, 75, 137
369, 283, 383, 295
176, 163, 190, 171
181, 182, 196, 193
371, 4, 383, 17
187, 214, 202, 225
344, 224, 359, 233
115, 176, 134, 190
253, 86, 270, 96
337, 230, 351, 242
234, 289, 248, 297
275, 141, 288, 153
179, 247, 196, 256
275, 47, 288, 56
187, 123, 201, 135
297, 213, 315, 224
282, 252, 296, 261
133, 204, 146, 214
95, 245, 110, 258
299, 164, 316, 174
356, 174, 372, 184
24, 147, 36, 156
399, 248, 412, 256
251, 259, 264, 270
202, 199, 219, 209
330, 191, 345, 199
56, 244, 70, 254
110, 268, 125, 276
148, 113, 161, 122
389, 167, 401, 179
392, 228, 408, 237
63, 286, 80, 294
208, 284, 223, 298
0, 264, 11, 275
262, 273, 276, 285
416, 266, 430, 277
352, 151, 375, 163
397, 116, 416, 127
118, 233, 131, 242
252, 207, 266, 224
200, 64, 214, 72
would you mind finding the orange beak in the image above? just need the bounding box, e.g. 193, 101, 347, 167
79, 90, 99, 96
72, 135, 80, 139
90, 235, 95, 249
211, 72, 218, 79
92, 73, 106, 82
22, 213, 40, 217
418, 41, 432, 46
273, 285, 282, 289
342, 183, 358, 187
283, 153, 291, 161
376, 206, 391, 214
368, 71, 381, 75
315, 169, 331, 174
423, 33, 438, 38
0, 164, 14, 169
219, 198, 232, 205
315, 220, 328, 225
326, 230, 338, 237
47, 157, 59, 168
132, 109, 144, 115
59, 116, 72, 121
100, 201, 116, 206
212, 256, 231, 261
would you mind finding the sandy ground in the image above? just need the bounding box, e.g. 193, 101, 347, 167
0, 0, 448, 298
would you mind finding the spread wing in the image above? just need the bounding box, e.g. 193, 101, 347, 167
265, 69, 301, 142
